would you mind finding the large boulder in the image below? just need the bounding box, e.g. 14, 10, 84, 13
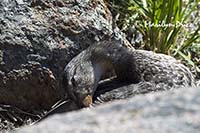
16, 86, 200, 133
0, 0, 129, 111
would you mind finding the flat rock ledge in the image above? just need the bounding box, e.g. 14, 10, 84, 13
15, 86, 200, 133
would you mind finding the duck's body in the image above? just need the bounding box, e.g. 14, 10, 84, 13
63, 40, 195, 107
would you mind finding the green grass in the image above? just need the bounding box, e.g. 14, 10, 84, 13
109, 0, 200, 73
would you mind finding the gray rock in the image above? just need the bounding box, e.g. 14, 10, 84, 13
0, 0, 129, 111
16, 86, 200, 133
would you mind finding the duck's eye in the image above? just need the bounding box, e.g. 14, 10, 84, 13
71, 77, 77, 87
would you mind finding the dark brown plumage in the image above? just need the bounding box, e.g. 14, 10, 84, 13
63, 39, 195, 107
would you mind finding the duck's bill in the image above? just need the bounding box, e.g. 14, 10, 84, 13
82, 95, 93, 107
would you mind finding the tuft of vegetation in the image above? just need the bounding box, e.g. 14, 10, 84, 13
108, 0, 200, 76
